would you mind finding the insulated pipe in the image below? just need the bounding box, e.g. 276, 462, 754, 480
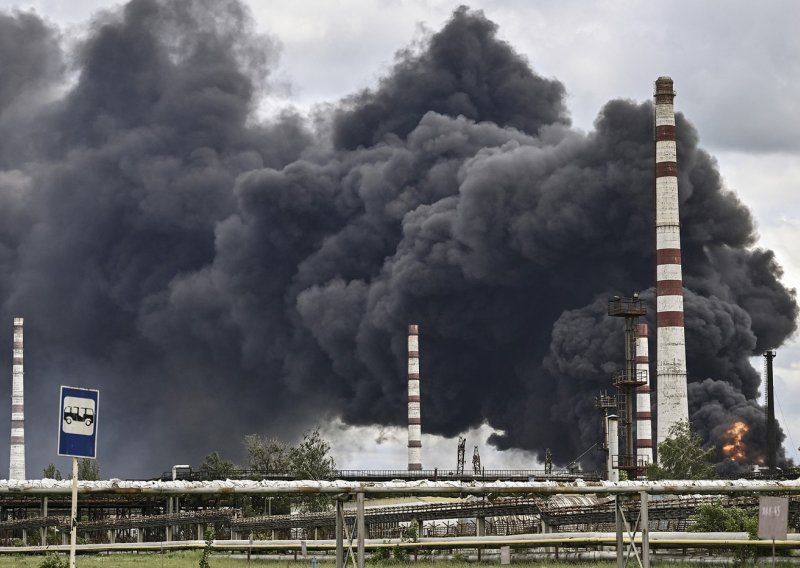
5, 480, 800, 496
607, 415, 619, 482
654, 76, 689, 452
636, 324, 653, 467
408, 325, 422, 471
10, 317, 25, 480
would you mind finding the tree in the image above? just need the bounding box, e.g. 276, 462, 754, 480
43, 463, 62, 480
289, 428, 336, 480
68, 459, 99, 480
244, 434, 290, 473
647, 421, 716, 480
288, 428, 336, 513
199, 451, 236, 480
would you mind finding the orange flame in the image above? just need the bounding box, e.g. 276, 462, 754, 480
722, 421, 749, 461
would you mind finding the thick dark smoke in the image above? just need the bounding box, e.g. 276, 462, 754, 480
0, 2, 795, 477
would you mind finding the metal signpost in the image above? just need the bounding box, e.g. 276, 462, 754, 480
758, 495, 788, 568
58, 386, 99, 568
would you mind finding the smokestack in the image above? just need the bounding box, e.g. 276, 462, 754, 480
9, 317, 25, 480
654, 76, 689, 453
407, 324, 422, 471
764, 350, 777, 472
636, 323, 653, 468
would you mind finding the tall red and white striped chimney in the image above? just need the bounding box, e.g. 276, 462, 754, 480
9, 317, 25, 480
635, 323, 653, 466
654, 76, 689, 452
407, 324, 422, 471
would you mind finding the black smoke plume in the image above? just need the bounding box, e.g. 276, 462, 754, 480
0, 1, 795, 477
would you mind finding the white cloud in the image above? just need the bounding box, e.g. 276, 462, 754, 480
320, 419, 543, 471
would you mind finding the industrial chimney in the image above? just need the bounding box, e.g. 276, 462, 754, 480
9, 317, 25, 480
635, 323, 653, 468
654, 76, 689, 452
407, 324, 422, 471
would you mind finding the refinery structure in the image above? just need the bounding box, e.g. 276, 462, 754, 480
0, 78, 794, 563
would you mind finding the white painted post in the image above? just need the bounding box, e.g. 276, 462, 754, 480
69, 457, 78, 568
357, 492, 365, 568
41, 496, 48, 546
335, 499, 343, 568
615, 496, 623, 568
641, 491, 650, 568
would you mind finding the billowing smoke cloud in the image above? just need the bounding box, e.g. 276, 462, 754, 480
0, 1, 795, 477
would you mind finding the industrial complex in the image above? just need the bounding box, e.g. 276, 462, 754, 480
0, 78, 795, 566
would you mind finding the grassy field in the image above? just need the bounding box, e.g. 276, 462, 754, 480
0, 555, 780, 568
0, 556, 630, 568
0, 551, 266, 567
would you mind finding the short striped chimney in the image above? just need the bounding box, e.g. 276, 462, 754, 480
635, 323, 653, 466
654, 76, 689, 451
9, 317, 25, 480
407, 324, 422, 471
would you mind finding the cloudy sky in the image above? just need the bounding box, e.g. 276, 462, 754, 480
1, 0, 798, 477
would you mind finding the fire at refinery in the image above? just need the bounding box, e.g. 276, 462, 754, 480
722, 421, 749, 462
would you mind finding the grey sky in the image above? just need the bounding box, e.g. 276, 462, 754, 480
1, 0, 798, 473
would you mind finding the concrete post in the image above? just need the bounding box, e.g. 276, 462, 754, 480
22, 528, 27, 545
476, 516, 485, 561
166, 496, 172, 541
641, 491, 650, 568
335, 499, 344, 568
615, 496, 624, 568
197, 524, 204, 541
137, 528, 143, 543
357, 492, 365, 568
41, 496, 48, 545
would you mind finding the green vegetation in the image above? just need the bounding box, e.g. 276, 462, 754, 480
37, 553, 67, 568
78, 458, 101, 481
199, 452, 237, 480
689, 502, 759, 566
42, 464, 63, 480
690, 502, 758, 536
63, 459, 101, 481
245, 434, 290, 473
647, 420, 716, 480
0, 556, 756, 568
199, 526, 215, 568
200, 427, 336, 514
0, 555, 790, 568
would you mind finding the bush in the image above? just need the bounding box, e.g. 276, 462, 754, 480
39, 553, 68, 568
371, 543, 391, 562
690, 503, 758, 566
690, 502, 757, 536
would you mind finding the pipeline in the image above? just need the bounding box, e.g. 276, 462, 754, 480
3, 532, 798, 556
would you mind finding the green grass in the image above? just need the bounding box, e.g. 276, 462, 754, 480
0, 557, 600, 568
0, 556, 791, 568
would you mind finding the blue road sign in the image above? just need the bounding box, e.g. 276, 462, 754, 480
58, 386, 99, 458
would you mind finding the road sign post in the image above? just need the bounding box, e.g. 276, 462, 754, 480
58, 386, 99, 568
